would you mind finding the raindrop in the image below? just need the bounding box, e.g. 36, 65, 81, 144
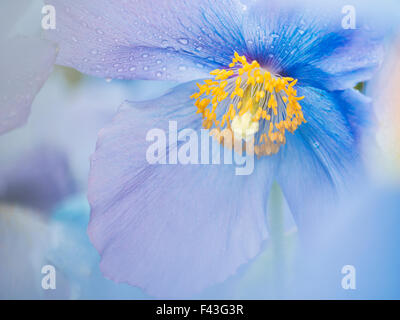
178, 65, 187, 71
178, 38, 189, 45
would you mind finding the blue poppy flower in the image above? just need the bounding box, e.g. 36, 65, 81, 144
45, 0, 386, 297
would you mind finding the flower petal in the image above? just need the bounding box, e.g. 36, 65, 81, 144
44, 0, 246, 81
276, 86, 366, 232
0, 0, 31, 37
0, 37, 57, 134
244, 0, 384, 90
88, 82, 274, 297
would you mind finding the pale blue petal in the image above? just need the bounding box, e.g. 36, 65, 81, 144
88, 82, 274, 297
0, 37, 57, 134
44, 0, 245, 80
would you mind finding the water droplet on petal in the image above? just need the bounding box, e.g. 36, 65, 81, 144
178, 38, 189, 45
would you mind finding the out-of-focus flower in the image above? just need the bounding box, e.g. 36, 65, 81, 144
46, 0, 386, 297
368, 36, 400, 181
0, 205, 50, 299
47, 195, 148, 299
0, 0, 57, 135
289, 183, 400, 299
0, 145, 76, 213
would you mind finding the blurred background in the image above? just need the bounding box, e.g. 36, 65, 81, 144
1, 0, 400, 299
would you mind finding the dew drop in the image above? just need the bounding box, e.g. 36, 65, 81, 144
178, 38, 189, 45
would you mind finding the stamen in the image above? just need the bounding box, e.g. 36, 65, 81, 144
191, 52, 306, 156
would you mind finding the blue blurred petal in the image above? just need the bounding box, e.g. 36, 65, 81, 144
276, 86, 365, 231
88, 82, 274, 297
0, 145, 76, 213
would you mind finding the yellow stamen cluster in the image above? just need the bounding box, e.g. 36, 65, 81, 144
190, 52, 306, 156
